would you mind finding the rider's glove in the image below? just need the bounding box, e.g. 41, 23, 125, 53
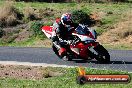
66, 25, 74, 32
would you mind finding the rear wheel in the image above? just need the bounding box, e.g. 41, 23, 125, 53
62, 55, 72, 61
52, 44, 59, 57
61, 51, 73, 61
94, 44, 110, 64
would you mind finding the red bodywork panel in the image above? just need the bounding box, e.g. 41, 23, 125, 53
41, 26, 52, 32
41, 26, 53, 38
70, 42, 99, 59
59, 48, 66, 56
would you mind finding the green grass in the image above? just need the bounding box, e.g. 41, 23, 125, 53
0, 67, 131, 88
103, 44, 132, 50
0, 37, 42, 47
8, 38, 37, 47
0, 1, 131, 49
5, 2, 132, 17
11, 2, 132, 34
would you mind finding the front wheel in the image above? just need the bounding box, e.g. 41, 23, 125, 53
94, 44, 110, 64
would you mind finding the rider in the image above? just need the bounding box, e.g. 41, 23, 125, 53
51, 13, 78, 59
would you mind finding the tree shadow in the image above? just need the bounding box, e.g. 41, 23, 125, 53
109, 61, 132, 64
73, 59, 132, 64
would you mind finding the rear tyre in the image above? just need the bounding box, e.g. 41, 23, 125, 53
94, 44, 110, 64
52, 44, 59, 57
62, 54, 72, 61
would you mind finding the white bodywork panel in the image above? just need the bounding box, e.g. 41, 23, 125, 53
42, 26, 53, 39
72, 27, 96, 42
42, 30, 52, 39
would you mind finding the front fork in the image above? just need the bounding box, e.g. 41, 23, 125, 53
88, 42, 99, 56
88, 46, 98, 55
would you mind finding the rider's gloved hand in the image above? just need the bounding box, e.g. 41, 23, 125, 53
66, 25, 74, 32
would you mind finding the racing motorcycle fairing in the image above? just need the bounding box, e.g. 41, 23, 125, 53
70, 41, 99, 59
41, 26, 53, 39
41, 24, 110, 63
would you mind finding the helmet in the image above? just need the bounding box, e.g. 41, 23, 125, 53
61, 13, 72, 25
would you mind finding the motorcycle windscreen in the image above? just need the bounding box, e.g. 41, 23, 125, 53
41, 26, 53, 39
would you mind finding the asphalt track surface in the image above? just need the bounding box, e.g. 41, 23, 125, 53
0, 47, 132, 72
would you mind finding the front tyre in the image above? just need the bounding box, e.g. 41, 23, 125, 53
94, 44, 110, 64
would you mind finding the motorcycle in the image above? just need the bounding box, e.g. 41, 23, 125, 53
41, 24, 110, 63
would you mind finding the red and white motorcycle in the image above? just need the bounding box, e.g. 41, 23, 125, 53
41, 24, 110, 63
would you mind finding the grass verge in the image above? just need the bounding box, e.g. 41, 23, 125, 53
1, 37, 132, 50
103, 44, 132, 50
0, 67, 131, 88
0, 37, 52, 48
0, 1, 131, 50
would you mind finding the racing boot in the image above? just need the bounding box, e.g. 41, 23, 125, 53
58, 47, 69, 61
